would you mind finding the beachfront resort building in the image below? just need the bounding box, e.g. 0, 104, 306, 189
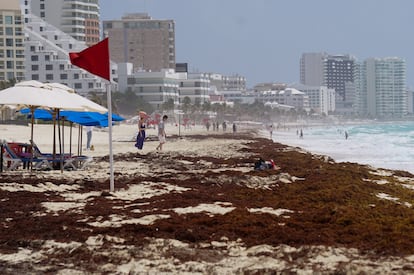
290, 84, 336, 115
354, 57, 407, 118
256, 88, 310, 112
103, 13, 176, 73
179, 73, 210, 105
0, 0, 25, 82
300, 52, 356, 114
204, 73, 247, 92
117, 63, 181, 110
26, 0, 100, 46
118, 63, 235, 109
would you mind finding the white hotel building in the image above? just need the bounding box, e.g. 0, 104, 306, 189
0, 0, 25, 82
290, 83, 336, 115
117, 63, 214, 109
354, 57, 407, 118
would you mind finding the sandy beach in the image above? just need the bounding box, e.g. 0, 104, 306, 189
2, 121, 414, 273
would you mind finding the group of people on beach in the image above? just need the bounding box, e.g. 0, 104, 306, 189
135, 111, 168, 152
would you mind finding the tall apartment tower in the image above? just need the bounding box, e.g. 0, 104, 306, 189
300, 52, 325, 86
0, 0, 25, 81
300, 52, 356, 109
27, 0, 100, 46
103, 13, 176, 72
355, 57, 407, 118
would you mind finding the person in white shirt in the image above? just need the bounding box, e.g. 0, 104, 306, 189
156, 115, 168, 151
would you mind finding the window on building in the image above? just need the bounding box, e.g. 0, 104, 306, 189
5, 27, 13, 36
60, 74, 68, 80
32, 74, 39, 80
31, 65, 38, 71
46, 74, 53, 80
15, 39, 23, 47
40, 12, 45, 18
5, 16, 12, 24
6, 50, 13, 58
74, 73, 79, 79
74, 83, 82, 89
7, 72, 14, 80
6, 61, 13, 69
31, 55, 38, 61
45, 55, 50, 61
88, 83, 94, 89
45, 64, 53, 70
5, 39, 13, 47
59, 64, 65, 70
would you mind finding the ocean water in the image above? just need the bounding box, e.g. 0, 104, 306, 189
272, 121, 414, 174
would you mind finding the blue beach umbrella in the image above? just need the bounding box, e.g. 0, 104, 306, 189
20, 109, 124, 126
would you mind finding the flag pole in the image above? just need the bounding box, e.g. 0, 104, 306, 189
107, 82, 114, 192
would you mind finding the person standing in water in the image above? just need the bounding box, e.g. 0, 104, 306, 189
135, 111, 147, 150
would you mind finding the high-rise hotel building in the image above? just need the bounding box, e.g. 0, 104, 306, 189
0, 0, 25, 81
27, 0, 100, 46
354, 57, 407, 118
103, 13, 176, 72
300, 52, 356, 111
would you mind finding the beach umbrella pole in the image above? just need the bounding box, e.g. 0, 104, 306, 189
30, 106, 35, 170
0, 143, 3, 173
107, 82, 114, 192
69, 122, 73, 156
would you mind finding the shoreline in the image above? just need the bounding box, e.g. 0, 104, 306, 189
268, 121, 414, 174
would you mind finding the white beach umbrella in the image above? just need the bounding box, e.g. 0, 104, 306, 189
47, 83, 107, 113
0, 81, 91, 111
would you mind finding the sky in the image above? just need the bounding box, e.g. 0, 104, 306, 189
100, 0, 414, 88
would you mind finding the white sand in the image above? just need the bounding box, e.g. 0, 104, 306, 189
3, 122, 414, 273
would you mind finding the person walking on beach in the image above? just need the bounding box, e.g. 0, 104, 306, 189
232, 122, 237, 134
85, 126, 93, 150
156, 115, 168, 151
135, 111, 147, 150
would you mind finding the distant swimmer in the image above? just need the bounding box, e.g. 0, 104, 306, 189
299, 129, 303, 139
345, 131, 348, 140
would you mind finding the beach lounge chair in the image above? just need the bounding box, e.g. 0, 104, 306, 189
2, 143, 52, 171
30, 140, 92, 171
63, 155, 93, 170
30, 140, 76, 170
